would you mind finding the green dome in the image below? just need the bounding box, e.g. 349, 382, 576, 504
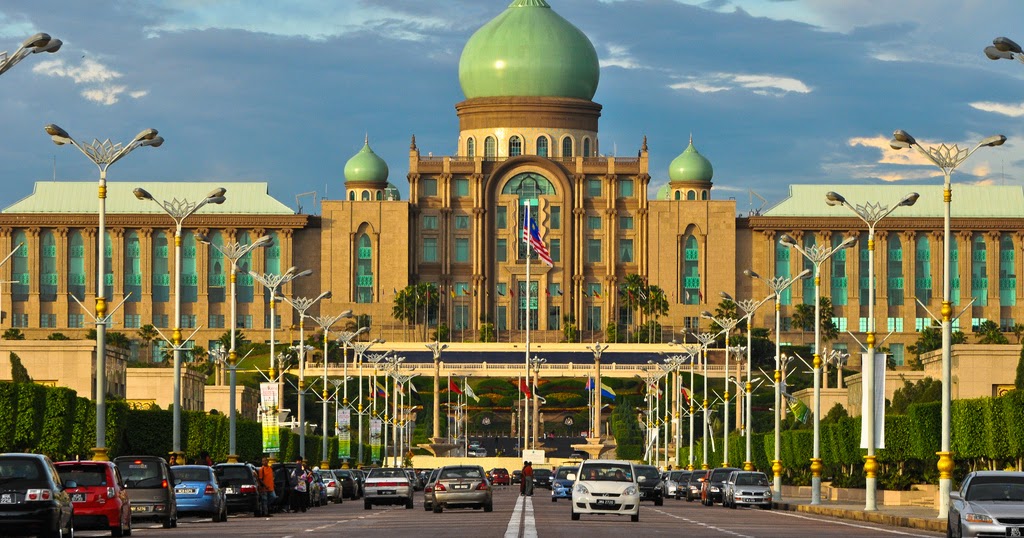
459, 0, 600, 100
344, 138, 389, 184
655, 183, 672, 200
669, 137, 714, 183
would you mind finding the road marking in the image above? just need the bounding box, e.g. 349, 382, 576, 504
650, 507, 753, 538
767, 510, 937, 536
523, 496, 537, 538
504, 495, 524, 538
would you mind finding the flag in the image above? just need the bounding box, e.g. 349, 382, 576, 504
449, 379, 463, 395
498, 288, 506, 297
582, 290, 589, 298
681, 387, 691, 405
600, 382, 616, 399
393, 288, 398, 295
510, 287, 515, 297
463, 288, 471, 296
785, 393, 810, 424
518, 378, 532, 398
521, 210, 554, 267
557, 287, 563, 296
464, 381, 479, 402
473, 287, 478, 297
698, 289, 704, 302
375, 381, 387, 398
409, 382, 419, 394
545, 288, 551, 297
649, 382, 662, 397
585, 377, 594, 391
594, 290, 601, 299
450, 288, 455, 298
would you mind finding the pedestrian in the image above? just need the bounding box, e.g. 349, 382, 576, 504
521, 461, 534, 497
167, 454, 178, 466
290, 459, 307, 513
257, 456, 276, 517
201, 450, 213, 466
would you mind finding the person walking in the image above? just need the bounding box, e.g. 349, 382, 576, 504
257, 457, 276, 517
290, 459, 308, 513
521, 461, 534, 497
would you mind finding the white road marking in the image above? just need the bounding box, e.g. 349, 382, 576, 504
504, 495, 524, 538
650, 507, 753, 538
523, 496, 537, 538
767, 510, 938, 536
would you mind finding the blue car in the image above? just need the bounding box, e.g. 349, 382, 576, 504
172, 465, 227, 522
550, 465, 576, 502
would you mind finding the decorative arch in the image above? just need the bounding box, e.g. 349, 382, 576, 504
509, 135, 523, 157
701, 190, 709, 200
560, 136, 573, 158
361, 190, 371, 201
349, 190, 356, 201
484, 136, 497, 159
687, 190, 696, 200
355, 224, 374, 303
582, 137, 591, 157
674, 191, 681, 201
466, 137, 476, 157
681, 225, 701, 304
536, 135, 549, 157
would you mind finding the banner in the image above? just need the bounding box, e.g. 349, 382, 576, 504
370, 418, 382, 463
859, 352, 887, 449
338, 408, 351, 460
260, 382, 279, 410
261, 409, 280, 454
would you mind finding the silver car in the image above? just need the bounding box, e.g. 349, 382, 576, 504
363, 468, 414, 510
949, 471, 1024, 538
723, 471, 772, 509
431, 465, 493, 513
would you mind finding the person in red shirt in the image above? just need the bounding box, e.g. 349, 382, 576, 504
257, 457, 276, 516
521, 461, 534, 496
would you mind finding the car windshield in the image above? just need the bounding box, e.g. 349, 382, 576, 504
709, 469, 734, 481
368, 468, 407, 479
635, 467, 660, 481
0, 457, 45, 488
440, 468, 483, 479
555, 467, 574, 480
534, 469, 551, 477
967, 476, 1024, 502
175, 468, 211, 483
735, 473, 769, 486
57, 464, 108, 487
116, 460, 164, 488
579, 463, 633, 482
216, 466, 252, 481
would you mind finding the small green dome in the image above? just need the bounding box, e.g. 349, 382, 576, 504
669, 137, 714, 183
344, 138, 389, 184
459, 0, 600, 100
655, 183, 672, 200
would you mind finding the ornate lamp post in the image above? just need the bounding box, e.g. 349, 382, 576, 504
529, 356, 547, 449
308, 311, 354, 469
0, 33, 61, 76
134, 186, 225, 458
356, 343, 385, 464
700, 311, 741, 467
663, 354, 688, 467
675, 341, 702, 471
825, 190, 921, 511
887, 129, 1005, 518
585, 343, 609, 442
985, 36, 1024, 63
425, 341, 449, 444
692, 331, 718, 469
278, 290, 332, 459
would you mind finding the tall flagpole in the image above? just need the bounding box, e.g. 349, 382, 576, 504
524, 200, 532, 453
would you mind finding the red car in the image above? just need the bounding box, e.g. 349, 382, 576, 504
56, 460, 132, 536
488, 468, 511, 486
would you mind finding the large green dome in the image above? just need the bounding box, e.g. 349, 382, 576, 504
669, 137, 714, 183
344, 138, 389, 184
459, 0, 600, 100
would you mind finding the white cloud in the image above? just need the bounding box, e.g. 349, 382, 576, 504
0, 12, 36, 40
969, 101, 1024, 118
670, 72, 811, 96
31, 57, 146, 106
600, 43, 645, 70
81, 85, 127, 106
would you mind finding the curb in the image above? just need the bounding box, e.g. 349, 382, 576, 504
773, 501, 947, 534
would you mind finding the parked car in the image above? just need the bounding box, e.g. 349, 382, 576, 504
551, 465, 576, 502
701, 467, 740, 506
213, 463, 260, 515
684, 469, 708, 502
949, 470, 1024, 538
488, 468, 510, 486
350, 469, 366, 498
533, 468, 553, 489
430, 465, 492, 513
172, 465, 227, 522
666, 470, 691, 500
569, 460, 640, 522
56, 459, 132, 536
0, 453, 76, 537
633, 465, 664, 506
310, 471, 328, 507
315, 470, 343, 504
405, 469, 423, 492
332, 469, 359, 500
422, 468, 442, 511
114, 455, 178, 528
723, 471, 772, 510
512, 470, 522, 485
363, 467, 414, 509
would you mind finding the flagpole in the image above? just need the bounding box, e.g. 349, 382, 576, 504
523, 200, 531, 453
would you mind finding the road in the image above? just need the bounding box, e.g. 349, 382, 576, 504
80, 487, 945, 538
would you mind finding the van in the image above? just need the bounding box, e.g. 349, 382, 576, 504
113, 456, 178, 528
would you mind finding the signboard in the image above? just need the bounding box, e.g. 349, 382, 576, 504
338, 408, 351, 460
859, 352, 887, 450
370, 418, 382, 463
261, 409, 280, 454
260, 382, 279, 410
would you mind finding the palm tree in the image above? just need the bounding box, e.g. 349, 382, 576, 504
137, 324, 158, 362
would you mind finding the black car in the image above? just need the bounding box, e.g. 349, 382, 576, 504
511, 470, 522, 485
633, 465, 664, 506
333, 470, 360, 500
702, 467, 741, 505
0, 453, 76, 537
685, 469, 708, 502
532, 468, 553, 489
214, 463, 260, 515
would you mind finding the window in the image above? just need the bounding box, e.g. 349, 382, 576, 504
1001, 318, 1016, 331
422, 178, 438, 196
587, 239, 602, 263
687, 191, 696, 200
11, 313, 27, 328
886, 317, 904, 332
859, 232, 869, 306
40, 231, 56, 303
356, 233, 374, 303
68, 231, 86, 301
485, 136, 496, 159
952, 239, 961, 306
153, 314, 169, 328
454, 178, 469, 197
620, 179, 634, 198
620, 216, 634, 230
619, 239, 634, 263
537, 136, 549, 157
497, 282, 508, 297
583, 138, 591, 157
859, 317, 869, 332
831, 317, 847, 332
684, 317, 699, 331
831, 234, 848, 306
887, 235, 904, 306
775, 233, 791, 306
264, 313, 281, 329
466, 137, 475, 157
208, 314, 225, 329
915, 234, 932, 304
236, 315, 253, 329
971, 233, 987, 307
496, 239, 507, 262
181, 314, 197, 329
349, 191, 355, 200
455, 215, 470, 229
206, 231, 225, 304
11, 232, 27, 303
153, 233, 170, 303
550, 239, 561, 262
361, 190, 370, 201
454, 305, 469, 330
587, 283, 602, 298
124, 314, 141, 329
586, 306, 602, 331
40, 313, 56, 328
801, 234, 816, 306
915, 317, 935, 331
235, 232, 254, 304
422, 215, 438, 230
561, 137, 573, 158
682, 234, 700, 304
587, 216, 601, 230
509, 136, 522, 157
890, 343, 905, 367
587, 179, 602, 197
69, 313, 84, 329
496, 207, 507, 229
550, 206, 561, 229
454, 238, 470, 263
1000, 233, 1015, 306
422, 238, 438, 263
181, 231, 197, 304
701, 191, 709, 200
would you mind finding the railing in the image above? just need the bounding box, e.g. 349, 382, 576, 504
302, 361, 730, 378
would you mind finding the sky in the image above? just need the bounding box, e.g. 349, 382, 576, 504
1, 0, 1024, 215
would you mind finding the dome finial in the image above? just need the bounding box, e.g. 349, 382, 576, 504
689, 133, 693, 145
365, 132, 369, 145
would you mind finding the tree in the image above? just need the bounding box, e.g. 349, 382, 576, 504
106, 331, 132, 350
889, 376, 941, 414
792, 304, 814, 344
2, 328, 25, 340
9, 352, 30, 383
137, 324, 158, 362
46, 332, 69, 340
708, 299, 745, 345
190, 345, 208, 363
1016, 343, 1024, 390
605, 322, 624, 343
1013, 323, 1024, 344
562, 313, 579, 343
791, 298, 839, 344
392, 283, 440, 340
977, 320, 1009, 344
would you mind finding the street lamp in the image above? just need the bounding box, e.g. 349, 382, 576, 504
691, 331, 720, 469
354, 341, 384, 465
663, 354, 688, 467
721, 290, 776, 471
425, 341, 449, 444
134, 186, 224, 458
743, 268, 808, 499
825, 189, 921, 511
985, 36, 1024, 63
675, 342, 702, 470
529, 356, 547, 449
197, 232, 271, 463
887, 129, 1005, 518
777, 233, 855, 504
700, 311, 741, 467
585, 343, 609, 444
0, 33, 61, 76
278, 290, 332, 460
308, 310, 354, 469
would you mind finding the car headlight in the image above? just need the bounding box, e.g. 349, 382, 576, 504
764, 491, 772, 497
710, 486, 720, 492
964, 513, 993, 524
575, 484, 589, 495
624, 486, 637, 496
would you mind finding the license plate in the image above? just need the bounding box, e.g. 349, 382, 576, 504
454, 484, 470, 490
1007, 528, 1024, 537
71, 493, 86, 503
176, 488, 197, 495
131, 505, 149, 513
597, 499, 614, 505
0, 494, 12, 504
377, 490, 394, 495
225, 488, 235, 495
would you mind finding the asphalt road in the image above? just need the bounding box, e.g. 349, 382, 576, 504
79, 487, 946, 538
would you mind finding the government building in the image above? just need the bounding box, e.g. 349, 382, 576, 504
2, 0, 1022, 371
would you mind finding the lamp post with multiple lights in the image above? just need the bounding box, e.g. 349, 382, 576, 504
0, 33, 61, 76
585, 343, 610, 443
529, 355, 546, 449
985, 36, 1024, 64
699, 311, 741, 467
692, 331, 719, 469
278, 291, 332, 459
425, 341, 449, 444
355, 343, 384, 465
134, 186, 225, 458
778, 233, 856, 504
308, 311, 354, 468
887, 129, 1005, 518
825, 190, 920, 511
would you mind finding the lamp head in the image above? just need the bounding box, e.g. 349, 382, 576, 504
994, 36, 1023, 54
134, 128, 159, 142
141, 136, 164, 148
296, 269, 314, 278
892, 129, 916, 146
981, 135, 1007, 147
797, 268, 812, 279
890, 139, 911, 150
743, 268, 760, 279
340, 309, 353, 318
22, 33, 51, 48
133, 188, 154, 201
840, 235, 857, 249
195, 232, 210, 244
985, 46, 1015, 60
700, 311, 713, 319
778, 233, 797, 248
720, 291, 734, 302
824, 191, 846, 206
322, 291, 332, 300
38, 38, 61, 53
899, 192, 920, 207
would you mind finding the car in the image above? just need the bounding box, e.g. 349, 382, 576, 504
949, 470, 1024, 538
533, 468, 553, 489
512, 470, 522, 485
489, 468, 510, 486
332, 469, 359, 500
351, 469, 366, 498
430, 465, 493, 513
317, 470, 344, 504
114, 455, 178, 528
171, 465, 228, 522
56, 459, 132, 536
310, 471, 328, 506
0, 453, 76, 537
666, 470, 691, 499
363, 467, 414, 509
405, 469, 423, 492
723, 471, 772, 510
569, 460, 640, 522
633, 465, 664, 506
422, 468, 442, 511
551, 465, 576, 502
568, 450, 589, 460
701, 467, 740, 506
684, 469, 708, 502
214, 463, 260, 515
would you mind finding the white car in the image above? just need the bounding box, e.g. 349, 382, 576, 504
569, 460, 641, 522
363, 468, 414, 510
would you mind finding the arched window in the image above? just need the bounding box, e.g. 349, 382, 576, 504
103, 231, 113, 302
11, 232, 27, 303
561, 137, 573, 158
582, 138, 591, 157
236, 231, 254, 304
915, 235, 931, 304
182, 231, 197, 303
831, 234, 848, 306
361, 190, 370, 201
537, 136, 549, 157
701, 191, 708, 200
124, 230, 141, 303
376, 191, 383, 200
484, 136, 496, 159
509, 135, 522, 157
951, 237, 961, 306
466, 137, 475, 157
775, 233, 792, 305
503, 173, 556, 261
1000, 233, 1015, 306
153, 232, 170, 303
68, 231, 86, 301
682, 234, 700, 304
207, 231, 225, 303
674, 191, 681, 201
802, 234, 816, 305
887, 234, 904, 306
349, 191, 355, 201
40, 230, 56, 302
971, 233, 987, 307
356, 233, 373, 303
687, 190, 696, 200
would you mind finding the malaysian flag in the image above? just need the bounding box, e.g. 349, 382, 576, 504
522, 206, 554, 267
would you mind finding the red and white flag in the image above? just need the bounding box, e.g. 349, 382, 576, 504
522, 205, 554, 267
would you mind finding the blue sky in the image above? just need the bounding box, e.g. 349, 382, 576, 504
1, 0, 1023, 214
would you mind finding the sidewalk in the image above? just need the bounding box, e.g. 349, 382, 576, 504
773, 494, 947, 534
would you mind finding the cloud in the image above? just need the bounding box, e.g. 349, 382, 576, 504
600, 43, 646, 70
31, 57, 146, 105
0, 12, 35, 40
969, 101, 1024, 118
670, 72, 811, 96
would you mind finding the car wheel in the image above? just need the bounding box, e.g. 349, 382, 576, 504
162, 515, 174, 529
433, 502, 443, 513
405, 497, 414, 510
631, 512, 639, 522
655, 497, 663, 507
570, 507, 580, 521
364, 501, 372, 510
484, 501, 493, 513
424, 502, 431, 511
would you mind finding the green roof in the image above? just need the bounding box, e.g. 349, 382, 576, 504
763, 184, 1024, 218
344, 139, 389, 184
3, 182, 294, 215
668, 138, 713, 183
